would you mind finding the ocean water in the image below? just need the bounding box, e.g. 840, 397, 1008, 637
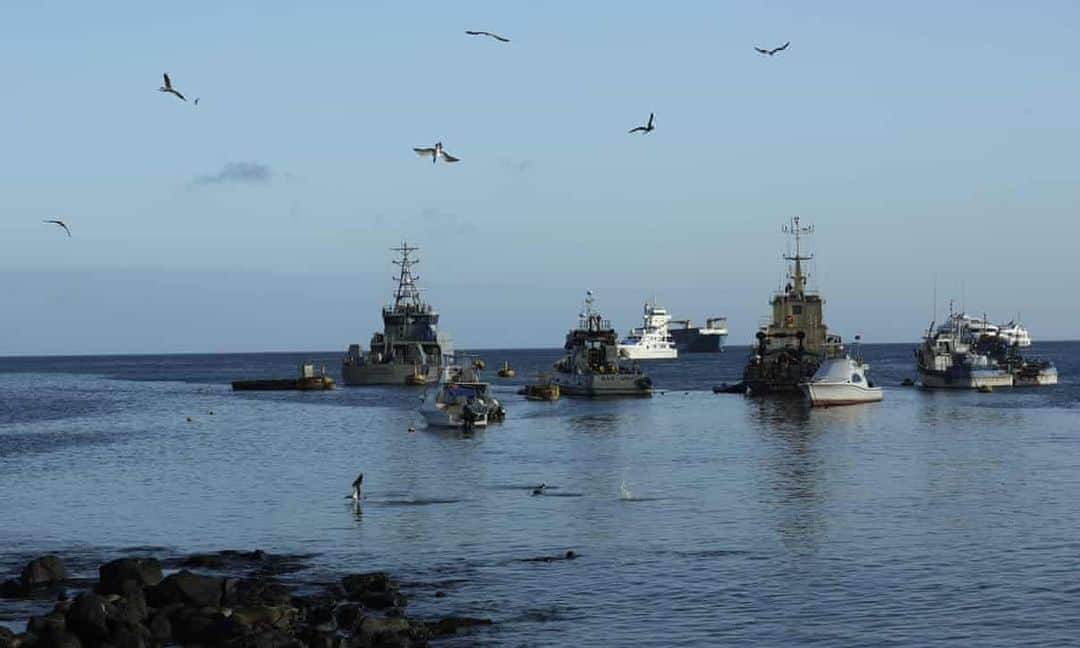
1, 342, 1079, 646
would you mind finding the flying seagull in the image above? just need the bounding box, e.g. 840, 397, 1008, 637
158, 73, 186, 101
465, 30, 510, 43
755, 41, 790, 56
628, 112, 655, 134
43, 220, 71, 237
413, 142, 460, 164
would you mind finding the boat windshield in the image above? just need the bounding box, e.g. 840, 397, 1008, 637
445, 384, 485, 399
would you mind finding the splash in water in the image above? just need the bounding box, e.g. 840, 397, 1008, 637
619, 480, 633, 500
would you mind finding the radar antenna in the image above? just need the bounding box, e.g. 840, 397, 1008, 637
782, 217, 814, 296
390, 241, 423, 309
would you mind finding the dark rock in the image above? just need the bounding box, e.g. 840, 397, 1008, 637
223, 577, 292, 608
230, 606, 297, 630
27, 611, 66, 635
20, 555, 66, 588
235, 627, 301, 648
0, 579, 27, 598
182, 554, 226, 570
0, 626, 13, 648
426, 616, 493, 637
295, 627, 341, 648
98, 558, 163, 595
107, 583, 148, 627
109, 624, 151, 648
166, 606, 221, 644
65, 593, 111, 641
293, 595, 335, 630
149, 570, 224, 608
147, 613, 172, 643
334, 604, 365, 631
352, 616, 419, 648
433, 591, 446, 599
340, 573, 405, 610
40, 630, 82, 648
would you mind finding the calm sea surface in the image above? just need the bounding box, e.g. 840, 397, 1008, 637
2, 343, 1079, 646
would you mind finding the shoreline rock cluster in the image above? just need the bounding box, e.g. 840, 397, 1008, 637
0, 552, 491, 648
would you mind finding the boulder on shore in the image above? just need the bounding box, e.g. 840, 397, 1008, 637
148, 570, 224, 608
65, 593, 111, 641
341, 572, 407, 610
20, 555, 66, 588
98, 557, 162, 595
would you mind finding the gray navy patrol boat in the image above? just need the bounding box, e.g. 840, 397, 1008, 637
342, 243, 454, 385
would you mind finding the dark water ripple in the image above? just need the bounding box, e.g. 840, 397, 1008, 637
1, 343, 1079, 645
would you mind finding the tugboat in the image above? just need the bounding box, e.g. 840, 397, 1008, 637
915, 306, 1014, 389
341, 243, 454, 385
520, 373, 560, 401
741, 218, 844, 396
617, 300, 678, 360
552, 292, 653, 397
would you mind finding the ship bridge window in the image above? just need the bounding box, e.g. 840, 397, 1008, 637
792, 305, 803, 315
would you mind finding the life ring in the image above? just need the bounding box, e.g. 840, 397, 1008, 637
785, 314, 795, 326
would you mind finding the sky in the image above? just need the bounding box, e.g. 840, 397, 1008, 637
1, 1, 1078, 354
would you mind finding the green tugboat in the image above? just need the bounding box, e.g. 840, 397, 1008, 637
740, 218, 844, 396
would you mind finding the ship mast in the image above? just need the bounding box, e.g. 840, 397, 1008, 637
782, 217, 814, 297
391, 241, 423, 310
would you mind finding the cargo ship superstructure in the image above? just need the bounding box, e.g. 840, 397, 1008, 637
342, 243, 454, 385
669, 317, 728, 352
741, 218, 843, 395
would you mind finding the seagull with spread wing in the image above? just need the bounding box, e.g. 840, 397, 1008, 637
465, 30, 510, 43
755, 41, 790, 56
43, 220, 71, 237
628, 112, 655, 134
413, 142, 460, 164
158, 73, 186, 101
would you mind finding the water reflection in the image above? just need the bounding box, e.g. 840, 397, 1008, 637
750, 398, 826, 555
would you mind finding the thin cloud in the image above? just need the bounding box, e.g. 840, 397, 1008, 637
193, 162, 273, 186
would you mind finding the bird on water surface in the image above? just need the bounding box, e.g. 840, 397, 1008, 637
465, 30, 510, 43
351, 473, 364, 501
43, 220, 71, 237
628, 112, 655, 134
158, 73, 186, 101
755, 41, 790, 56
413, 142, 460, 164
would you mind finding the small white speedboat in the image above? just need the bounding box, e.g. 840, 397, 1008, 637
800, 356, 883, 407
419, 364, 498, 428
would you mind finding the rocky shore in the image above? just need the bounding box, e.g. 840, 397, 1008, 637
0, 551, 492, 648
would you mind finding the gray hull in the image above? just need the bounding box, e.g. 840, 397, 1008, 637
918, 369, 1013, 389
552, 373, 652, 398
341, 363, 437, 386
671, 329, 726, 353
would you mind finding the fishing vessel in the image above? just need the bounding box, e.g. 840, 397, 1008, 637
915, 308, 1013, 389
617, 300, 677, 360
552, 292, 653, 397
669, 317, 728, 352
800, 337, 883, 406
341, 243, 454, 385
419, 363, 503, 429
971, 327, 1057, 386
962, 314, 1033, 347
741, 218, 844, 396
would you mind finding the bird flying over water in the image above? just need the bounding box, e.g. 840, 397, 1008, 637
755, 41, 790, 56
43, 220, 71, 237
628, 112, 655, 134
413, 142, 460, 164
465, 30, 510, 43
158, 73, 186, 101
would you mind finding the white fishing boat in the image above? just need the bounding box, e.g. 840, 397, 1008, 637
800, 354, 883, 407
618, 300, 677, 360
419, 364, 500, 429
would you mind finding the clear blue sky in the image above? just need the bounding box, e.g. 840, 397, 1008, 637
1, 1, 1077, 354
